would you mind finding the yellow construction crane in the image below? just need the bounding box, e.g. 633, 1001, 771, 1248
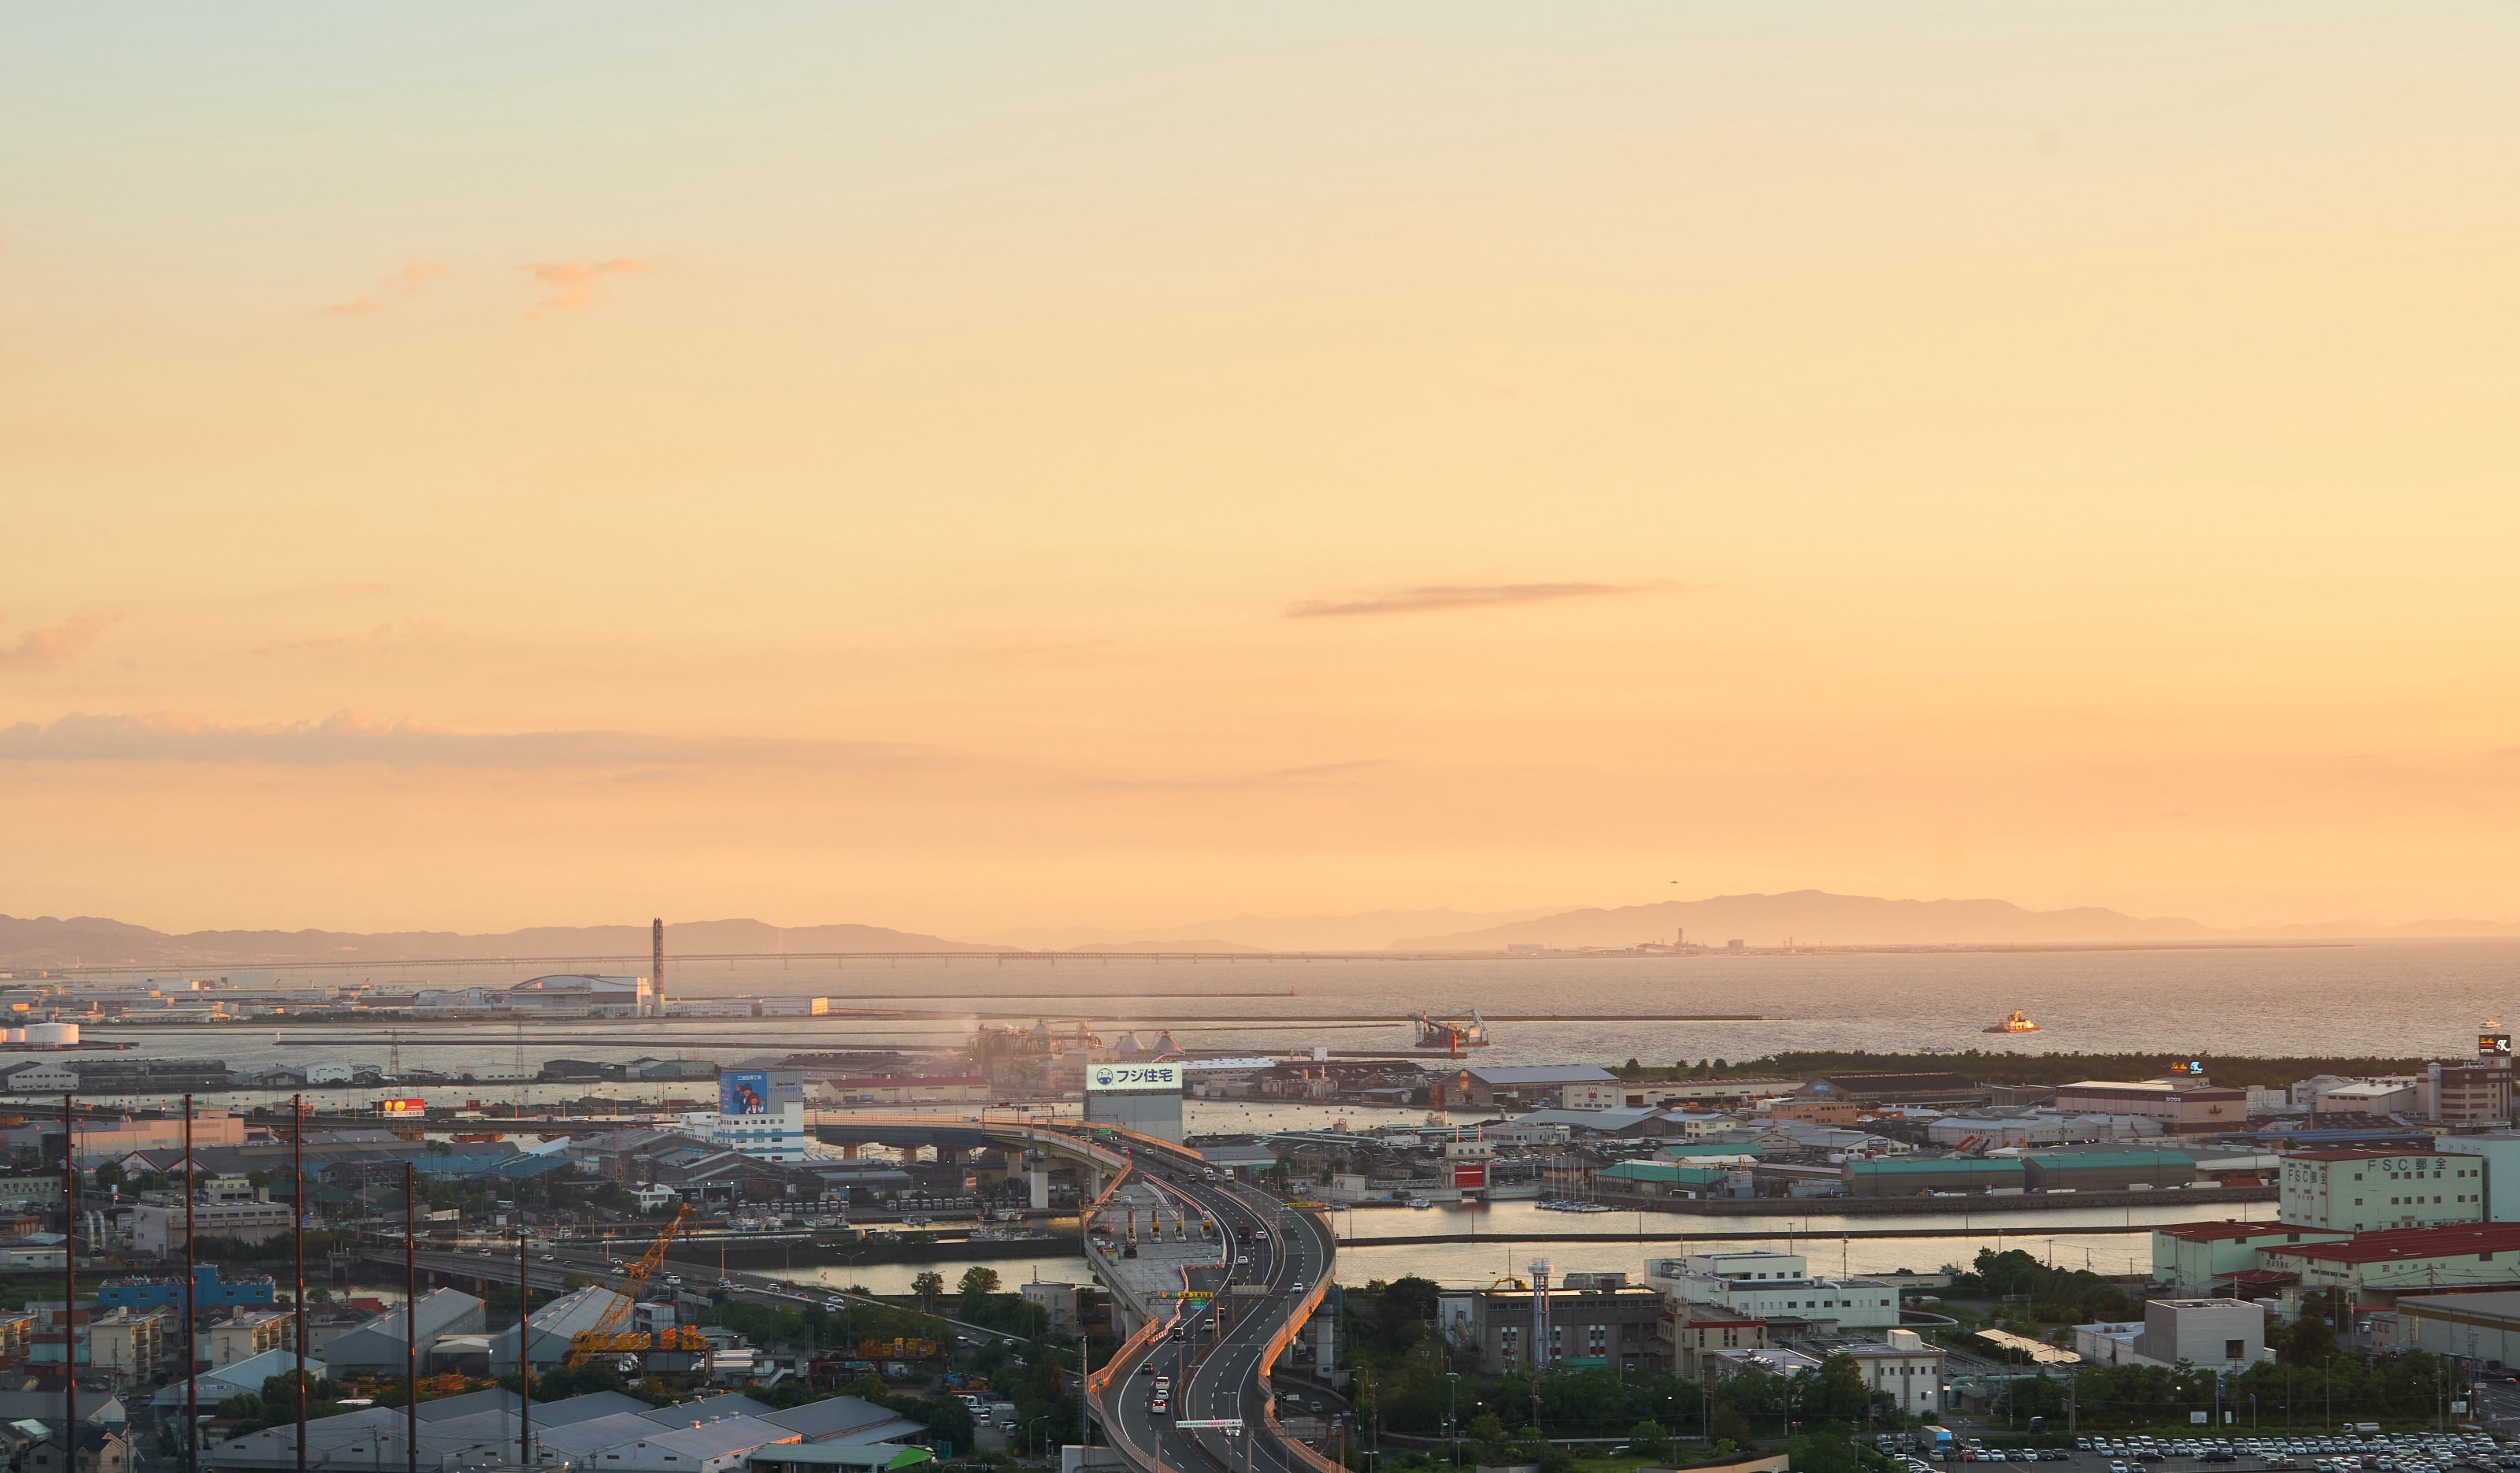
565, 1204, 700, 1367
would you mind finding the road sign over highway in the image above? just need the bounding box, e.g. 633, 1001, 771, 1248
1174, 1419, 1245, 1431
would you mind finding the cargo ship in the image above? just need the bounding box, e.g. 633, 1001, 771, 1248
1414, 1010, 1492, 1054
1984, 1010, 2040, 1033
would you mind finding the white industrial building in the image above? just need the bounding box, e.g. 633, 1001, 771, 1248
2074, 1298, 2270, 1372
2277, 1148, 2485, 1234
1840, 1330, 1947, 1415
1647, 1250, 1903, 1329
2438, 1134, 2520, 1222
413, 974, 654, 1018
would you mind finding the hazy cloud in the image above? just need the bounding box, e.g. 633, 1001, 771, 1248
524, 258, 652, 317
250, 618, 455, 659
0, 710, 928, 771
326, 259, 449, 317
0, 614, 117, 672
1285, 582, 1660, 618
1090, 759, 1388, 791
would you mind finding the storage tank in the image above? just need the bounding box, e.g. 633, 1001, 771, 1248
24, 1022, 78, 1047
2, 1026, 21, 1044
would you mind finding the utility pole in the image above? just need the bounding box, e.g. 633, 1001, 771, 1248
517, 1230, 532, 1464
185, 1095, 198, 1473
61, 1093, 76, 1467
295, 1093, 308, 1473
404, 1162, 417, 1473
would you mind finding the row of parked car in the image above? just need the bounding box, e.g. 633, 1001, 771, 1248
2082, 1434, 2509, 1471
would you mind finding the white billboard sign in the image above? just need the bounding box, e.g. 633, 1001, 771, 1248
1087, 1063, 1184, 1093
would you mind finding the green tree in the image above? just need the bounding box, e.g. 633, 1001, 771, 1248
1628, 1420, 1670, 1460
1710, 1402, 1754, 1447
1803, 1352, 1870, 1419
912, 1271, 946, 1313
1784, 1432, 1866, 1473
958, 1265, 1002, 1316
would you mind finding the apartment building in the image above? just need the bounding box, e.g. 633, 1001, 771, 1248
86, 1308, 165, 1378
206, 1310, 294, 1367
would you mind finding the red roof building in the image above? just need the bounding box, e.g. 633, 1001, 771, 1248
2259, 1222, 2520, 1302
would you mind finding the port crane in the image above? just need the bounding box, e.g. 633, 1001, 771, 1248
565, 1204, 709, 1366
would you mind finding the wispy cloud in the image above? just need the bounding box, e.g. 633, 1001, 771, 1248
251, 619, 455, 659
1285, 582, 1662, 618
524, 258, 652, 318
0, 614, 117, 672
0, 710, 929, 772
1089, 759, 1389, 792
326, 259, 449, 317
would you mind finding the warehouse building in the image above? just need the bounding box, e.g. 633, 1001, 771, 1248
1593, 1160, 1734, 1201
2257, 1222, 2520, 1304
2150, 1221, 2351, 1294
2054, 1078, 2248, 1134
2277, 1148, 2486, 1234
1436, 1064, 1619, 1111
2018, 1148, 2196, 1192
1438, 1274, 1665, 1374
2386, 1290, 2520, 1364
1842, 1156, 2026, 1197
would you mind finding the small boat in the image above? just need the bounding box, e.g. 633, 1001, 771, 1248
1984, 1010, 2040, 1034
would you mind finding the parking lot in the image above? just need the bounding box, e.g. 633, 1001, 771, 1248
1888, 1432, 2512, 1473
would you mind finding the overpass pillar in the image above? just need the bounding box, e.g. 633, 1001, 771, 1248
839, 1142, 862, 1159
1314, 1312, 1334, 1371
1028, 1161, 1051, 1210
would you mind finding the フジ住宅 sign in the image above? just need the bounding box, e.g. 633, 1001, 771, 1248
1087, 1063, 1183, 1093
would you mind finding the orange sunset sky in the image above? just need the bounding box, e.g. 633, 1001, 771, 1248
5, 6, 2519, 937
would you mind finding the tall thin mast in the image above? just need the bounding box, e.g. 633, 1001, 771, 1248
61, 1094, 76, 1461
517, 1230, 533, 1464
293, 1093, 307, 1473
185, 1095, 198, 1473
405, 1161, 417, 1473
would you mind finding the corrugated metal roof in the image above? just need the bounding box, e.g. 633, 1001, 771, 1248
2265, 1223, 2520, 1266
1846, 1156, 2025, 1176
1599, 1161, 1728, 1183
1464, 1065, 1620, 1085
2021, 1150, 2194, 1169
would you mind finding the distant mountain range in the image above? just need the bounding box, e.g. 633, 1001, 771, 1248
982, 907, 1546, 953
1391, 890, 2520, 950
6, 891, 2518, 970
0, 915, 1002, 971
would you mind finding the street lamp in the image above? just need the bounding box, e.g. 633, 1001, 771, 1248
1447, 1372, 1462, 1467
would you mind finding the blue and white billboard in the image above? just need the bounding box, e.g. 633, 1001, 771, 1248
720, 1070, 772, 1116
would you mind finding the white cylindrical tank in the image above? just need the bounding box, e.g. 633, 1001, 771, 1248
2, 1026, 22, 1044
24, 1022, 77, 1047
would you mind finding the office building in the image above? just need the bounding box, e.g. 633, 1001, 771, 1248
2277, 1149, 2485, 1234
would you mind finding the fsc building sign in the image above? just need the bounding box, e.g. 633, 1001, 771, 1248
1084, 1060, 1185, 1142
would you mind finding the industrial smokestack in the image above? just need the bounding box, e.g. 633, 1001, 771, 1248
651, 918, 665, 1014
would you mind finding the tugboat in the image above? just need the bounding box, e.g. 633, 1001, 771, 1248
1984, 1010, 2040, 1034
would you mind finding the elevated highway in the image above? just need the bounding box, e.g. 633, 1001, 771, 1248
375, 1111, 1331, 1473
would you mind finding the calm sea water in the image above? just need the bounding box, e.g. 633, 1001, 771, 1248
68, 944, 2398, 1288
92, 937, 2520, 1090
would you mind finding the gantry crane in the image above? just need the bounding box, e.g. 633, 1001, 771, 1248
565, 1204, 707, 1366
